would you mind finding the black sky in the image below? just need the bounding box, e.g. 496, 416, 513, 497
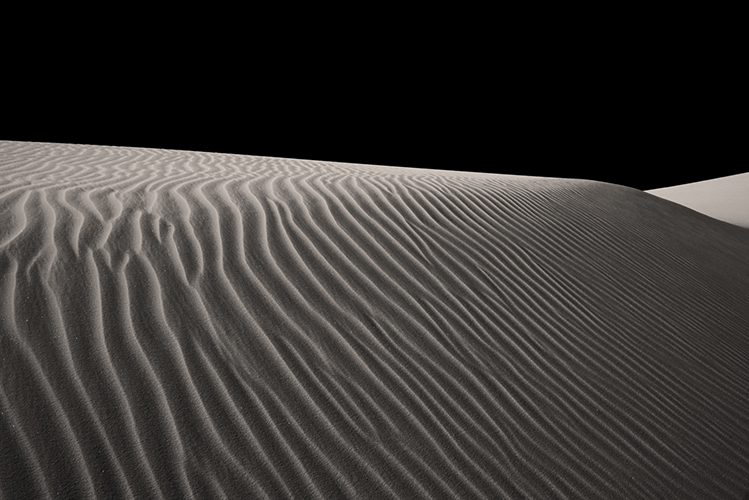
4, 10, 743, 192
5, 71, 743, 192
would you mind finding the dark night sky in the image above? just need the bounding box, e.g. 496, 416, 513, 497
5, 67, 743, 192
4, 9, 743, 192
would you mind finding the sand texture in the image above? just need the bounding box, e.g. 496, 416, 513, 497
1, 141, 748, 499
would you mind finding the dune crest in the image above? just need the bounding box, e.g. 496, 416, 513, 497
1, 141, 748, 499
647, 172, 749, 228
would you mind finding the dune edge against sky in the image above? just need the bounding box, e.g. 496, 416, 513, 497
646, 173, 749, 229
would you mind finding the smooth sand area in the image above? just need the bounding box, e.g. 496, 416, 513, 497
1, 141, 748, 499
647, 173, 749, 228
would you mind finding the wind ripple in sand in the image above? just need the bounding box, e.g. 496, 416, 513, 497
1, 141, 749, 499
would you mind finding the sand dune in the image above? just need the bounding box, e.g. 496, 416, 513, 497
1, 141, 748, 499
647, 173, 749, 228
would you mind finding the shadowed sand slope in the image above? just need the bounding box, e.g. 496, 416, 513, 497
1, 141, 748, 499
647, 173, 749, 228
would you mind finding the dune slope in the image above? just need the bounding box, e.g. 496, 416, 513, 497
647, 172, 749, 228
1, 141, 748, 499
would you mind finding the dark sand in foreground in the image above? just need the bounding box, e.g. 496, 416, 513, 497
1, 141, 748, 499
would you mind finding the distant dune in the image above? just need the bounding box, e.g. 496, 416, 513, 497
1, 141, 748, 499
647, 173, 749, 228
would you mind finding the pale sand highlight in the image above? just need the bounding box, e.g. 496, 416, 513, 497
647, 172, 749, 228
1, 141, 748, 499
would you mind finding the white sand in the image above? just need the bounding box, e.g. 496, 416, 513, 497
647, 173, 749, 228
1, 141, 748, 499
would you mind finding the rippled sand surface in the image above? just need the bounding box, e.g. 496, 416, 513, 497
2, 141, 748, 499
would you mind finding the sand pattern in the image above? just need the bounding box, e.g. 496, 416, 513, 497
1, 141, 748, 499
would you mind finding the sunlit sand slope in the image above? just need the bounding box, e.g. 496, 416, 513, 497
1, 141, 748, 499
647, 173, 749, 228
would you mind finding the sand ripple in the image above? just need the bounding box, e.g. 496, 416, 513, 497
1, 141, 748, 499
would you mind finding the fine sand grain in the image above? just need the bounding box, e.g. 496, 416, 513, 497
1, 141, 748, 499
